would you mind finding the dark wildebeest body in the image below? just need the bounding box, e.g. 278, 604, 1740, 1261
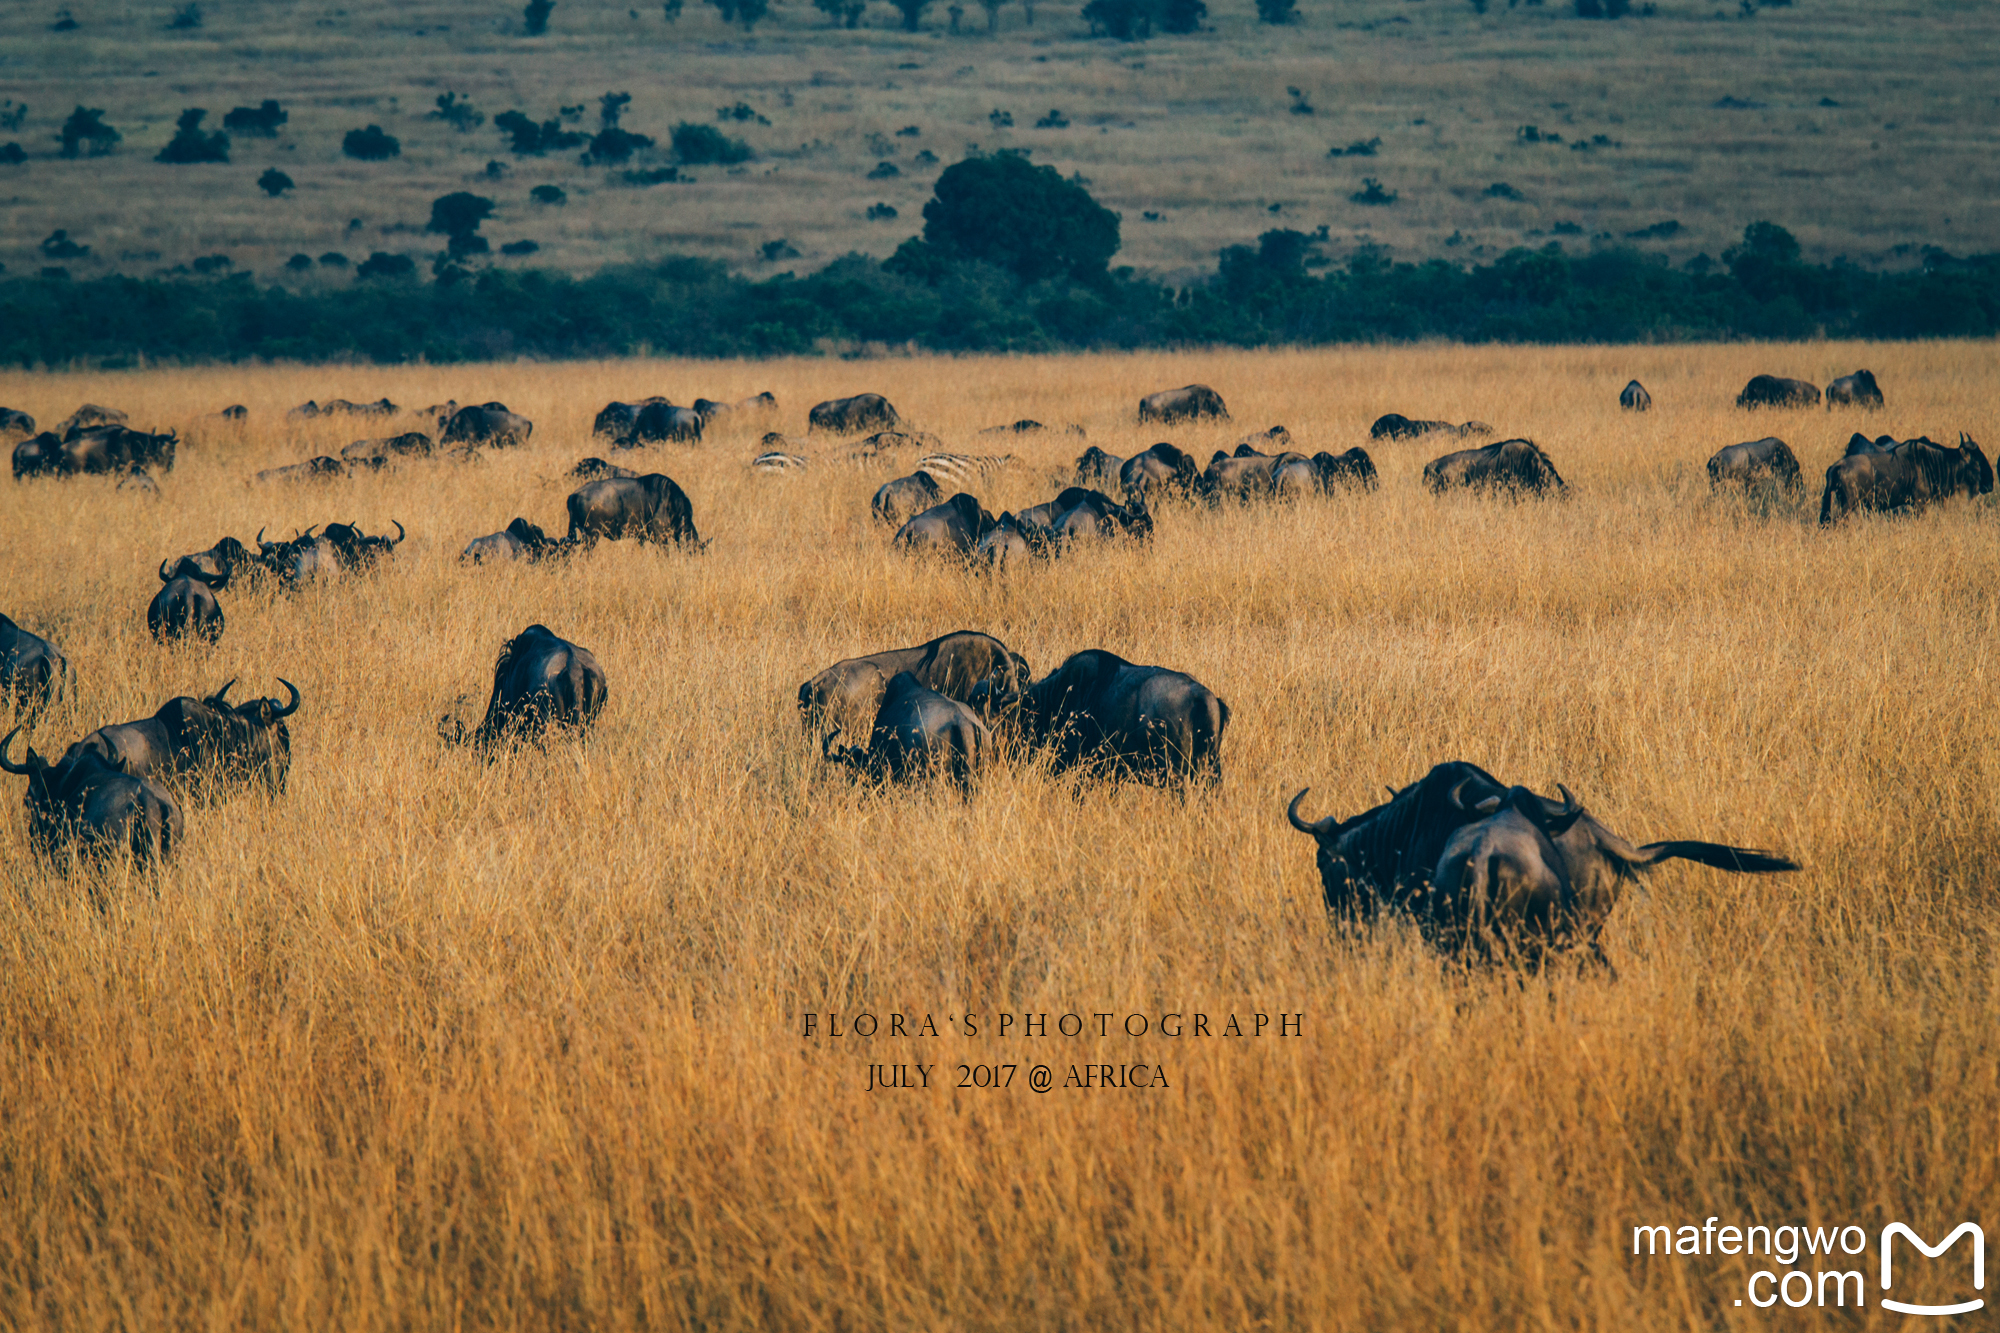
55, 404, 127, 435
320, 520, 405, 570
217, 404, 248, 420
64, 679, 299, 796
1370, 414, 1491, 442
593, 397, 672, 438
462, 518, 557, 563
255, 528, 339, 584
975, 514, 1038, 568
2, 728, 183, 866
148, 563, 228, 643
1423, 438, 1566, 495
162, 537, 252, 585
571, 457, 637, 480
694, 392, 777, 423
0, 408, 35, 439
1707, 437, 1802, 491
58, 424, 178, 475
872, 471, 944, 526
822, 671, 990, 791
0, 613, 68, 720
1119, 443, 1200, 498
892, 493, 996, 557
1137, 384, 1228, 424
442, 402, 533, 448
1825, 370, 1884, 409
1819, 434, 1992, 524
1311, 448, 1379, 491
461, 624, 608, 748
974, 649, 1229, 788
809, 394, 901, 434
798, 631, 1031, 737
1014, 487, 1151, 547
1074, 446, 1125, 488
255, 457, 351, 485
619, 401, 704, 446
11, 433, 66, 480
565, 474, 702, 548
1287, 762, 1799, 964
340, 432, 433, 464
1620, 380, 1652, 412
288, 398, 397, 420
1736, 375, 1821, 409
1843, 433, 1902, 457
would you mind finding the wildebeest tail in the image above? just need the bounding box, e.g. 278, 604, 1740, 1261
1631, 840, 1799, 874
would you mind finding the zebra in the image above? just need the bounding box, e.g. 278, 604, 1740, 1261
750, 451, 809, 474
914, 453, 1014, 489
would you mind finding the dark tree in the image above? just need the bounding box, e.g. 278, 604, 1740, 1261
1256, 0, 1294, 22
914, 152, 1120, 283
0, 143, 26, 165
1159, 0, 1203, 31
40, 230, 89, 259
431, 92, 484, 132
428, 192, 497, 240
284, 253, 314, 270
1081, 0, 1148, 36
223, 100, 287, 136
891, 0, 932, 28
156, 108, 229, 163
813, 0, 867, 25
58, 106, 119, 157
707, 0, 768, 27
530, 184, 567, 204
494, 111, 586, 154
670, 122, 751, 164
355, 252, 416, 279
168, 2, 201, 27
258, 168, 294, 196
342, 125, 400, 160
524, 0, 554, 33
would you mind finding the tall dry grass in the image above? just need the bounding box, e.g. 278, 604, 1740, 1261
0, 340, 1996, 1330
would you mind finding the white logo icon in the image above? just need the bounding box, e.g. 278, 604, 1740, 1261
1881, 1223, 1985, 1317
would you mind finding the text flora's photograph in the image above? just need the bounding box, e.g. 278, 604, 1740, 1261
0, 0, 1996, 1327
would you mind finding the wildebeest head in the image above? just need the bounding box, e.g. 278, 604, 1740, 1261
159, 559, 230, 592
321, 519, 406, 568
0, 726, 62, 805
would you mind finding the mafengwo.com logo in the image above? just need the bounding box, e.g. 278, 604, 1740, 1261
1632, 1219, 1984, 1314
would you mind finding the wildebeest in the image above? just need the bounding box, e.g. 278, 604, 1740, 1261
1, 727, 183, 866
694, 391, 778, 422
63, 678, 300, 796
462, 517, 558, 563
449, 624, 607, 748
11, 433, 64, 480
255, 526, 339, 584
321, 519, 406, 569
55, 403, 128, 435
975, 513, 1039, 569
848, 429, 941, 460
116, 465, 158, 497
593, 397, 672, 438
1119, 442, 1200, 497
442, 402, 533, 448
822, 670, 990, 792
618, 401, 704, 447
1706, 437, 1802, 491
750, 450, 809, 473
571, 457, 637, 480
565, 473, 703, 548
1819, 433, 1992, 525
892, 493, 997, 557
798, 630, 1031, 737
915, 453, 1014, 489
149, 563, 228, 643
1423, 438, 1566, 496
340, 432, 433, 464
217, 404, 248, 420
1620, 380, 1652, 411
971, 649, 1229, 788
1015, 487, 1151, 549
1844, 433, 1901, 457
163, 536, 252, 584
1236, 425, 1294, 452
0, 408, 34, 439
809, 394, 901, 434
0, 613, 68, 720
1825, 370, 1884, 409
1286, 761, 1799, 964
1370, 414, 1492, 442
1137, 384, 1229, 424
255, 456, 352, 485
872, 471, 944, 526
1736, 375, 1821, 409
1074, 446, 1125, 488
288, 398, 397, 420
1311, 448, 1379, 491
61, 424, 178, 475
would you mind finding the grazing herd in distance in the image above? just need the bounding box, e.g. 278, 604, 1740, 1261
1, 363, 1984, 963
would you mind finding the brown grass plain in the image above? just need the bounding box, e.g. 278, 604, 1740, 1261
0, 339, 1996, 1329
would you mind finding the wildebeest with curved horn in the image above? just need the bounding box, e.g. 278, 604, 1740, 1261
1423, 438, 1566, 496
1, 612, 68, 721
447, 624, 607, 749
442, 402, 533, 449
1736, 375, 1820, 409
1119, 442, 1200, 498
1819, 433, 1992, 524
892, 493, 996, 557
255, 526, 339, 584
61, 424, 178, 475
462, 517, 558, 563
871, 471, 944, 526
1137, 384, 1228, 424
162, 537, 252, 585
63, 678, 300, 796
1074, 446, 1125, 488
593, 397, 671, 438
1825, 370, 1883, 409
975, 513, 1039, 569
798, 630, 1031, 737
566, 474, 703, 549
1370, 414, 1491, 442
1707, 437, 1801, 492
1311, 448, 1379, 492
809, 394, 900, 434
619, 401, 704, 447
321, 519, 406, 570
1286, 762, 1799, 965
1014, 487, 1151, 548
1619, 380, 1652, 412
821, 670, 990, 792
1, 726, 183, 866
971, 649, 1229, 788
149, 562, 228, 643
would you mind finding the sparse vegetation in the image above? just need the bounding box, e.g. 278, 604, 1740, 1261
222, 100, 287, 137
530, 184, 568, 205
1350, 177, 1397, 205
523, 0, 554, 34
354, 250, 416, 279
258, 168, 294, 196
707, 0, 768, 28
341, 125, 400, 160
430, 92, 485, 133
495, 110, 587, 156
167, 1, 202, 27
156, 108, 230, 164
57, 105, 119, 158
670, 122, 751, 165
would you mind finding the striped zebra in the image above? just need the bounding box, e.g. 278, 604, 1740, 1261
914, 452, 1014, 489
750, 451, 809, 474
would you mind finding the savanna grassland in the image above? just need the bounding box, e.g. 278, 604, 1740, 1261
2, 0, 1997, 285
0, 341, 1996, 1329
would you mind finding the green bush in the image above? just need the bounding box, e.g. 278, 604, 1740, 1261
157, 109, 229, 164
670, 122, 751, 164
342, 125, 400, 160
911, 153, 1120, 284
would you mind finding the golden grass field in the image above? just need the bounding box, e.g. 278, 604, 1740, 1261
3, 0, 1997, 282
0, 339, 1996, 1329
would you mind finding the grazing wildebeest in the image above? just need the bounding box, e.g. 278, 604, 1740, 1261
1074, 446, 1125, 488
972, 649, 1229, 788
750, 450, 808, 474
1825, 370, 1883, 409
217, 404, 248, 420
914, 453, 1014, 489
571, 457, 637, 480
1236, 425, 1293, 452
462, 517, 557, 563
1619, 380, 1652, 411
255, 527, 339, 584
872, 471, 944, 526
148, 563, 228, 643
163, 536, 252, 584
11, 432, 66, 480
1706, 437, 1802, 491
448, 624, 608, 748
822, 671, 990, 792
116, 465, 158, 497
55, 403, 127, 435
0, 408, 34, 439
0, 613, 68, 720
255, 456, 351, 485
1286, 762, 1799, 964
63, 678, 300, 796
1312, 448, 1379, 492
565, 473, 703, 548
619, 401, 704, 446
848, 429, 941, 462
694, 391, 778, 422
1819, 433, 1992, 525
1201, 449, 1284, 502
1137, 384, 1228, 424
442, 402, 533, 448
592, 397, 671, 438
1370, 414, 1491, 442
975, 513, 1039, 569
892, 493, 997, 557
1119, 442, 1200, 497
1270, 452, 1320, 498
1736, 375, 1821, 409
809, 394, 901, 434
1, 728, 183, 866
1423, 438, 1566, 496
288, 398, 397, 420
339, 432, 433, 464
1014, 487, 1151, 549
60, 424, 178, 475
1843, 433, 1901, 457
798, 630, 1031, 736
321, 519, 405, 570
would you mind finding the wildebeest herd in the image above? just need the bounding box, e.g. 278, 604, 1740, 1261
2, 364, 1985, 965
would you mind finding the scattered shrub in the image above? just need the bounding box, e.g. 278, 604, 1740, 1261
890, 0, 932, 29
586, 126, 655, 165
1350, 177, 1397, 205
191, 254, 231, 274
355, 252, 416, 280
501, 240, 540, 255
761, 239, 801, 260
58, 106, 119, 158
51, 11, 79, 30
1256, 0, 1295, 22
222, 100, 287, 136
0, 102, 25, 132
1328, 137, 1380, 157
867, 161, 900, 179
812, 0, 867, 23
707, 0, 767, 27
867, 202, 899, 220
431, 93, 484, 132
343, 125, 400, 160
484, 159, 510, 178
623, 166, 681, 185
40, 230, 88, 259
258, 168, 294, 196
495, 111, 586, 155
524, 0, 554, 33
1484, 181, 1524, 200
285, 253, 314, 270
156, 108, 229, 163
0, 143, 25, 165
717, 102, 770, 125
1035, 109, 1069, 128
530, 184, 568, 204
428, 192, 497, 240
317, 251, 349, 267
670, 122, 751, 164
168, 2, 201, 27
